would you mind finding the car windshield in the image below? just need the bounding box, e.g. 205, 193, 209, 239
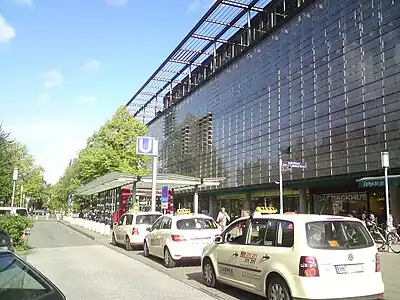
306, 221, 374, 250
136, 214, 161, 225
176, 218, 218, 230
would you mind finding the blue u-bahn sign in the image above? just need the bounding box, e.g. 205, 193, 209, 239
136, 136, 158, 156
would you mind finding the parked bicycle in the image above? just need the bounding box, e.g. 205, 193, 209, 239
368, 223, 400, 254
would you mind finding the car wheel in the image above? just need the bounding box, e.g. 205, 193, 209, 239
143, 241, 150, 257
202, 259, 217, 288
125, 236, 133, 251
111, 233, 117, 246
164, 247, 176, 268
267, 276, 291, 300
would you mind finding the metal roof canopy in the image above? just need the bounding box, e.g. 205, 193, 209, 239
76, 172, 225, 196
126, 0, 275, 123
356, 175, 400, 182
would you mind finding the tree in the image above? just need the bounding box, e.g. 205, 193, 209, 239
0, 124, 14, 202
10, 142, 46, 207
77, 106, 151, 184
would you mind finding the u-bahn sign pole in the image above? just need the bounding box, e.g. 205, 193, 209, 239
136, 137, 158, 212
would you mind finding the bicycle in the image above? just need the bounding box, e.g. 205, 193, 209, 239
369, 224, 400, 254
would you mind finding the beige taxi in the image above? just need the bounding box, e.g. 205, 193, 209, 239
201, 214, 384, 300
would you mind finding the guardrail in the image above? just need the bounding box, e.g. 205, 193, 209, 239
62, 216, 111, 236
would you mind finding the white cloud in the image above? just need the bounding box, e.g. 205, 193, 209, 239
37, 93, 51, 105
0, 15, 16, 43
81, 59, 101, 73
3, 118, 98, 184
13, 0, 34, 7
79, 95, 96, 104
188, 0, 215, 11
42, 69, 62, 88
106, 0, 128, 6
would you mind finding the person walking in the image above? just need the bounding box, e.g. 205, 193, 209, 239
216, 207, 230, 231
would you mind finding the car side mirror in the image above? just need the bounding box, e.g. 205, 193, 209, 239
214, 235, 223, 244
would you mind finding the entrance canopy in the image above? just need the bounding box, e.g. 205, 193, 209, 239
76, 172, 225, 196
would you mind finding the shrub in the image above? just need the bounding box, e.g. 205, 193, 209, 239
0, 215, 33, 248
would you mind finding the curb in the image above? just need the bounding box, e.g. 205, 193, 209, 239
57, 220, 96, 241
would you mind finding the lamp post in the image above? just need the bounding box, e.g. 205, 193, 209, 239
381, 151, 391, 232
11, 168, 18, 211
20, 184, 24, 207
278, 147, 291, 215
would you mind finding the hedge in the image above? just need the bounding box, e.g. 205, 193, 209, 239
0, 215, 33, 248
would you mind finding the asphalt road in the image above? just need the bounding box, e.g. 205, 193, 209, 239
26, 220, 220, 300
27, 219, 400, 300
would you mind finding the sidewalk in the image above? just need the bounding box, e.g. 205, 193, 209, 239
57, 220, 110, 243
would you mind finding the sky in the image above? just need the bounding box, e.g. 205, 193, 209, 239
0, 0, 214, 184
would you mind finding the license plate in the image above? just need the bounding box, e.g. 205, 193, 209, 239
0, 246, 8, 250
335, 264, 364, 274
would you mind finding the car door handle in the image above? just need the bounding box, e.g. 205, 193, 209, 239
233, 252, 239, 257
262, 254, 271, 260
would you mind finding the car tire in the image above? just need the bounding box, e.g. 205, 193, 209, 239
202, 258, 217, 288
267, 276, 291, 300
164, 247, 176, 268
111, 233, 117, 246
125, 236, 133, 251
143, 241, 150, 257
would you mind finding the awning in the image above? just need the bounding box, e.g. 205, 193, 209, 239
76, 172, 225, 196
356, 175, 400, 188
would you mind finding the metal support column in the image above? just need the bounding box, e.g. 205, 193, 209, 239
194, 185, 199, 214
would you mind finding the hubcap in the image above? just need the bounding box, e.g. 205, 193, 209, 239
270, 283, 285, 300
203, 264, 213, 284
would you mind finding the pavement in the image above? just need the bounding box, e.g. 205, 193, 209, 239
25, 220, 222, 300
25, 218, 400, 300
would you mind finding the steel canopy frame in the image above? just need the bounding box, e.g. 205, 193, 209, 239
126, 0, 274, 123
76, 172, 225, 196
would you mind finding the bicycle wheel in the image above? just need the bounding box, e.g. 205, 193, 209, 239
388, 232, 400, 254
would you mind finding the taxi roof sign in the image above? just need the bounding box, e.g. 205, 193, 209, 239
255, 206, 278, 214
176, 208, 191, 215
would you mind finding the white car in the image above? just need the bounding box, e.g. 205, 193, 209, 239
201, 214, 385, 300
143, 213, 221, 268
111, 212, 162, 250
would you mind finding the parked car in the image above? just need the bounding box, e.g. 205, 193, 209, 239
201, 214, 385, 300
111, 211, 163, 250
143, 212, 221, 268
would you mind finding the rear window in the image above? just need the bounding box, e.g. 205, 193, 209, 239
15, 209, 27, 217
176, 218, 218, 230
136, 214, 161, 225
306, 221, 374, 250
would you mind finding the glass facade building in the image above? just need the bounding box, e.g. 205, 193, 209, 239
144, 0, 400, 217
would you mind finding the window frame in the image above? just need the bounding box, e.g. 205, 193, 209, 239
150, 216, 163, 231
222, 218, 250, 245
118, 215, 126, 226
246, 218, 278, 247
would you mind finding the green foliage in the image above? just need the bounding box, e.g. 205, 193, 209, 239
0, 124, 14, 202
0, 125, 47, 207
0, 215, 33, 248
49, 106, 151, 211
77, 106, 151, 184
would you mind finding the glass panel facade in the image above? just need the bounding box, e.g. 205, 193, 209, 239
148, 0, 400, 189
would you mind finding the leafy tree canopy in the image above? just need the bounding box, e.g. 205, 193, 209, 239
49, 106, 151, 211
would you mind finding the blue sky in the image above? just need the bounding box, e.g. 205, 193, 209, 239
0, 0, 213, 184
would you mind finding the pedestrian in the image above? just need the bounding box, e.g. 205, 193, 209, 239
216, 207, 230, 232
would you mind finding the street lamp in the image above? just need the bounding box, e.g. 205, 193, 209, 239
11, 168, 18, 211
20, 184, 24, 207
278, 147, 291, 215
381, 151, 391, 232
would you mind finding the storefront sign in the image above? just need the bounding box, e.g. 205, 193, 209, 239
313, 192, 368, 202
216, 193, 247, 200
358, 180, 385, 188
252, 189, 299, 198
